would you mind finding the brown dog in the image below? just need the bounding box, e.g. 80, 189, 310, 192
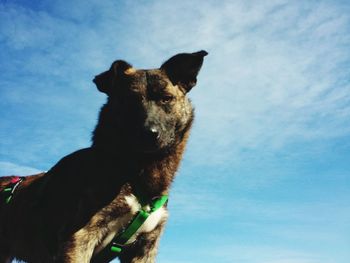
0, 50, 207, 263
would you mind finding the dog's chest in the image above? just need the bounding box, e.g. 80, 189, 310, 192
93, 194, 168, 255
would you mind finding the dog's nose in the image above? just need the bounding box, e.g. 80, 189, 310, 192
145, 126, 160, 141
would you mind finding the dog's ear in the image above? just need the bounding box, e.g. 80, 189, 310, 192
93, 60, 133, 95
161, 50, 208, 93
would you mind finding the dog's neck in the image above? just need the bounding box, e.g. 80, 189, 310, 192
131, 131, 190, 200
91, 127, 192, 200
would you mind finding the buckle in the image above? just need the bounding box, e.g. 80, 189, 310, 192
110, 242, 123, 253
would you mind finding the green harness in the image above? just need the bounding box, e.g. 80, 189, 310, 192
93, 194, 168, 262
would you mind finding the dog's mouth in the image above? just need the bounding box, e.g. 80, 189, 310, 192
138, 137, 165, 153
132, 131, 175, 154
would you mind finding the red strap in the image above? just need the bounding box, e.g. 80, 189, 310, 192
10, 176, 21, 184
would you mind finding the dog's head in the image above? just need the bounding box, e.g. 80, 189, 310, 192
93, 50, 208, 153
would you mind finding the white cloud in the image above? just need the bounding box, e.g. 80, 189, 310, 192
0, 161, 41, 176
174, 1, 350, 164
210, 245, 331, 263
159, 234, 334, 263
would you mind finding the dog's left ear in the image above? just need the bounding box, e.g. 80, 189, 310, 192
161, 50, 208, 93
93, 60, 133, 95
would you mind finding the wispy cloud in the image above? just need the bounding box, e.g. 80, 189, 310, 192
0, 161, 41, 175
184, 0, 350, 164
166, 171, 350, 262
207, 245, 331, 263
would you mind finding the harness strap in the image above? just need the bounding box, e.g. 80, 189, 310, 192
1, 176, 25, 204
93, 195, 168, 262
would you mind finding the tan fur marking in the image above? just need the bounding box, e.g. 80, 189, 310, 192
125, 67, 137, 75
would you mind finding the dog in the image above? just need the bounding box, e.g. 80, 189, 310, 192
0, 50, 207, 263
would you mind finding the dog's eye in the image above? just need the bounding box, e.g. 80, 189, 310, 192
160, 95, 174, 104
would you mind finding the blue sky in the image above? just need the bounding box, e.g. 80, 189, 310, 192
1, 0, 350, 262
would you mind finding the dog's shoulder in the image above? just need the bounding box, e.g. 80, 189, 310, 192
49, 148, 96, 175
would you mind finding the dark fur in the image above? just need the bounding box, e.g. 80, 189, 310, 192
0, 50, 207, 263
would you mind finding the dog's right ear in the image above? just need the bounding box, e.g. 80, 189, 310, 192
93, 60, 133, 95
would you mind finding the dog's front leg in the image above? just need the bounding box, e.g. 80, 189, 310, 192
60, 228, 103, 263
119, 222, 166, 263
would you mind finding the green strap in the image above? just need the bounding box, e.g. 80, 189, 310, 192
112, 195, 168, 247
1, 177, 24, 204
115, 209, 150, 244
92, 195, 168, 263
150, 195, 169, 212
